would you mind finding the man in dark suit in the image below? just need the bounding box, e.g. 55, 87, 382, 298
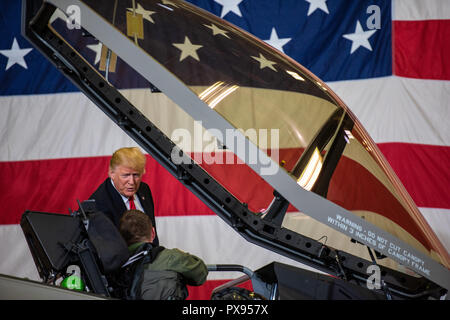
89, 147, 159, 246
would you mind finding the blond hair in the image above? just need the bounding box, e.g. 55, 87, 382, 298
110, 147, 146, 174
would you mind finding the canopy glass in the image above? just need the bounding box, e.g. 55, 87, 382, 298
46, 0, 449, 286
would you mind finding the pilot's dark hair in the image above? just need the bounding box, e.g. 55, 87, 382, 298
119, 210, 153, 246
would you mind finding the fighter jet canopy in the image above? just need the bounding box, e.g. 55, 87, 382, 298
23, 0, 450, 297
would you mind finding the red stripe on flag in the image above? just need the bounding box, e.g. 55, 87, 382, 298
393, 20, 450, 80
0, 144, 448, 226
0, 156, 214, 225
378, 143, 450, 209
327, 150, 433, 251
187, 279, 253, 300
197, 147, 446, 250
0, 157, 107, 224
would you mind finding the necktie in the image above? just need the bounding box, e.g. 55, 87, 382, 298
129, 196, 136, 210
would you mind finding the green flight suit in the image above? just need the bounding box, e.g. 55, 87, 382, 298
129, 242, 208, 299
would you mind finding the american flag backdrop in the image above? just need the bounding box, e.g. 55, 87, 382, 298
0, 0, 449, 299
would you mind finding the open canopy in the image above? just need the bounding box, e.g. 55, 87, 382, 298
23, 0, 450, 296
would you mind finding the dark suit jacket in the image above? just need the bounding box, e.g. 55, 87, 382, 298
89, 177, 159, 246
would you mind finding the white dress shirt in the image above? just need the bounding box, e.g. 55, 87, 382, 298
110, 179, 145, 212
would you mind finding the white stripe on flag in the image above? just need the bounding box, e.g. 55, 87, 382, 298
393, 0, 450, 21
419, 208, 450, 253
1, 76, 448, 163
2, 209, 448, 282
0, 216, 324, 282
328, 76, 450, 145
0, 92, 139, 162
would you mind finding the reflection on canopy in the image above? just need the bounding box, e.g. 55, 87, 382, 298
48, 0, 449, 282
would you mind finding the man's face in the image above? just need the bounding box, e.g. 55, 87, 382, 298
109, 165, 143, 198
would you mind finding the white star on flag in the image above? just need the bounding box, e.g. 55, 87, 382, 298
264, 28, 291, 53
342, 20, 377, 54
173, 36, 203, 62
204, 23, 230, 38
87, 42, 103, 65
251, 53, 277, 71
127, 3, 156, 23
305, 0, 329, 16
49, 8, 68, 24
215, 0, 243, 18
0, 37, 33, 71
